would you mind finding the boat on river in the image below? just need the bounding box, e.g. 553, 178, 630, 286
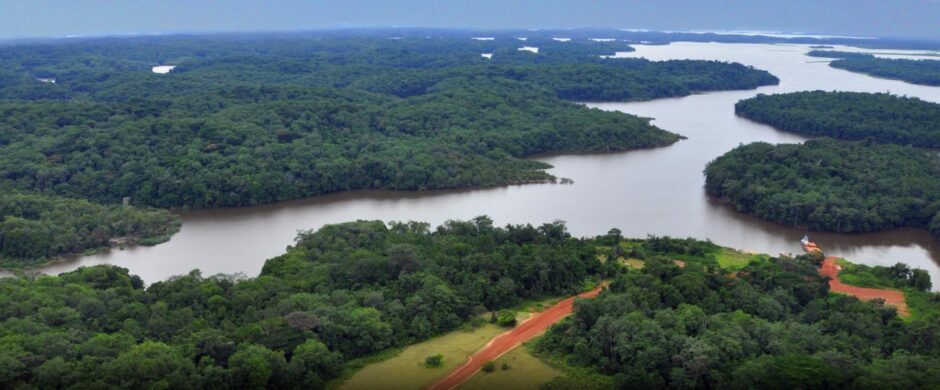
801, 235, 822, 254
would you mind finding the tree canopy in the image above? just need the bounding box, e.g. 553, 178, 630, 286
0, 32, 782, 266
0, 190, 179, 266
0, 218, 937, 388
0, 217, 606, 388
735, 91, 940, 147
704, 139, 940, 237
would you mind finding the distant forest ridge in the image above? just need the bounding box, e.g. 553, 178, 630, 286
4, 27, 939, 50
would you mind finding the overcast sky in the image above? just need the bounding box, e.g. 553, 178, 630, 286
1, 0, 938, 40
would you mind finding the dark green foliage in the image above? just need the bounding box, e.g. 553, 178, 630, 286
0, 33, 780, 211
735, 91, 940, 147
0, 217, 600, 388
0, 81, 679, 209
830, 57, 940, 86
704, 139, 940, 237
0, 32, 781, 264
535, 245, 940, 389
807, 50, 940, 86
482, 361, 496, 373
425, 354, 443, 368
0, 190, 180, 266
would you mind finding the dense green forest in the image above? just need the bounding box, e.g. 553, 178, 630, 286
536, 237, 940, 389
0, 33, 780, 266
0, 218, 611, 388
0, 190, 179, 266
735, 91, 940, 147
807, 50, 940, 86
704, 139, 940, 237
0, 219, 935, 388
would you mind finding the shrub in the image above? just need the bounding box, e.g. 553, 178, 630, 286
496, 310, 517, 327
425, 354, 443, 368
482, 361, 496, 373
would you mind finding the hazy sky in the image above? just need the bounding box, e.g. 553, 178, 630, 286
1, 0, 938, 40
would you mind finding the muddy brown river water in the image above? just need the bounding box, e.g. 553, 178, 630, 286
17, 42, 940, 286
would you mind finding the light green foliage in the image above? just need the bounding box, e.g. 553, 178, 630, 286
496, 310, 517, 327
462, 344, 563, 390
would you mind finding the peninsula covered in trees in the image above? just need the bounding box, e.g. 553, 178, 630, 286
0, 218, 936, 388
735, 91, 940, 147
0, 32, 780, 266
807, 50, 940, 86
704, 139, 940, 237
0, 190, 179, 266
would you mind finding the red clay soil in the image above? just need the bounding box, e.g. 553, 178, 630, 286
427, 287, 603, 390
820, 257, 909, 317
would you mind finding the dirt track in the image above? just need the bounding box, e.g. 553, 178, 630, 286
427, 287, 603, 390
820, 257, 909, 316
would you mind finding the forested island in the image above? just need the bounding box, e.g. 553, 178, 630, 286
704, 139, 940, 237
735, 91, 940, 147
0, 218, 936, 388
807, 50, 940, 86
0, 32, 780, 266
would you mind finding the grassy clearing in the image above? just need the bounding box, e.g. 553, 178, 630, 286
714, 248, 768, 270
339, 323, 505, 390
905, 290, 940, 320
834, 258, 879, 287
459, 343, 563, 390
621, 258, 645, 269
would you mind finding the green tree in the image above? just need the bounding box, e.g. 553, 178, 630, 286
228, 344, 288, 390
102, 342, 195, 389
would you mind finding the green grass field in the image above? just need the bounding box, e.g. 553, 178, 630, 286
339, 323, 505, 390
715, 248, 767, 270
339, 294, 574, 390
460, 343, 563, 390
621, 258, 645, 269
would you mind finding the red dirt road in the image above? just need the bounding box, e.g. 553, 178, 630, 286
427, 287, 603, 390
820, 257, 909, 316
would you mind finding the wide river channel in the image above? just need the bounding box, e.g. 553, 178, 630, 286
19, 42, 940, 285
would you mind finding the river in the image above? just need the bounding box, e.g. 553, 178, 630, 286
20, 42, 940, 286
